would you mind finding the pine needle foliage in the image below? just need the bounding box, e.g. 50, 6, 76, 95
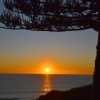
0, 0, 99, 32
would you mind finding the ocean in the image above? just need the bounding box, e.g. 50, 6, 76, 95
0, 74, 93, 100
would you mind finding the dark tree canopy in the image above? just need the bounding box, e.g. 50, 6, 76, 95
0, 0, 99, 32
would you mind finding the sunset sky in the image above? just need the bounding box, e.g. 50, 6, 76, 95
0, 0, 98, 75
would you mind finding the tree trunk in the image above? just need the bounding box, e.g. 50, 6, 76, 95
92, 1, 100, 100
92, 31, 100, 100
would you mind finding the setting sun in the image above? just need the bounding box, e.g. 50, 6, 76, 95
45, 68, 50, 73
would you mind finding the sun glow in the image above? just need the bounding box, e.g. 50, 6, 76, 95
45, 68, 50, 73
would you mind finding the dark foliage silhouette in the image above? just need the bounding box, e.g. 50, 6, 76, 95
38, 85, 92, 100
0, 0, 98, 31
0, 0, 100, 100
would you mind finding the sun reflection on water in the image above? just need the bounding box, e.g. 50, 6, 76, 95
43, 75, 52, 93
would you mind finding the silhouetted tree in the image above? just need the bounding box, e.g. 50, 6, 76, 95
0, 0, 99, 100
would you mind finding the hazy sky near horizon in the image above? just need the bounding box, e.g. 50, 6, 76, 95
0, 0, 98, 75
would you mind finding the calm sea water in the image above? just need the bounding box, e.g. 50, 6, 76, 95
0, 74, 92, 99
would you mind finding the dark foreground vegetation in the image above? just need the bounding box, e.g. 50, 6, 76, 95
38, 85, 92, 100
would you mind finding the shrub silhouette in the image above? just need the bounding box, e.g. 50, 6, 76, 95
38, 85, 92, 100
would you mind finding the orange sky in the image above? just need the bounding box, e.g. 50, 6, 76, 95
0, 58, 94, 75
0, 29, 97, 75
